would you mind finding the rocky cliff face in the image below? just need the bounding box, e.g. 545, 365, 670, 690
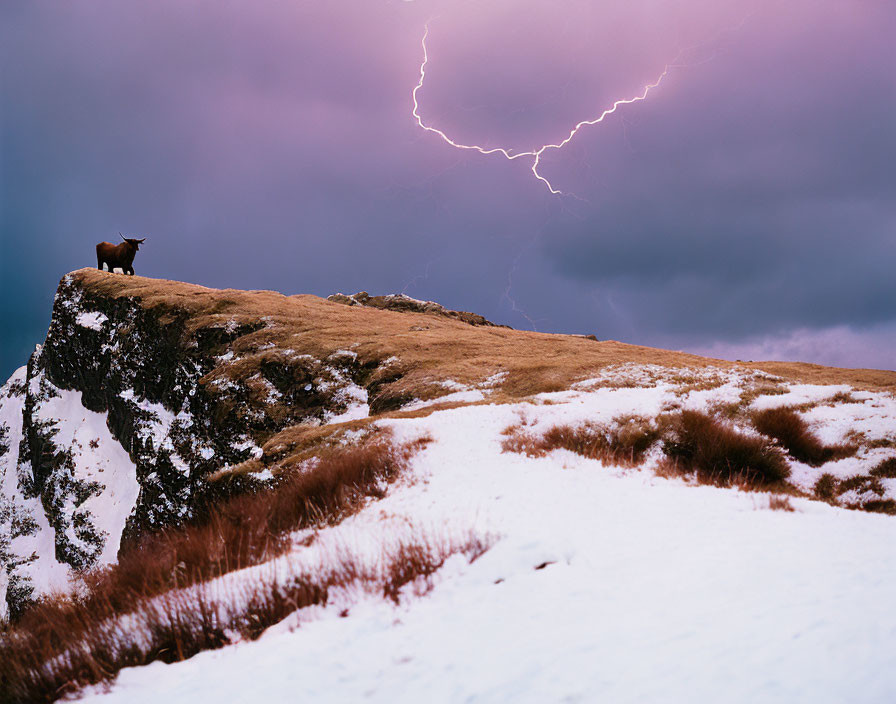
0, 272, 396, 618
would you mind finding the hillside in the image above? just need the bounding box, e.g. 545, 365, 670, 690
1, 270, 896, 702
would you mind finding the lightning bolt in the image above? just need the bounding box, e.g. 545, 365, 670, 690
412, 24, 674, 196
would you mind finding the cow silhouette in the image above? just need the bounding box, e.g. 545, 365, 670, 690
96, 234, 145, 275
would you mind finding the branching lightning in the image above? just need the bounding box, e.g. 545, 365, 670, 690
412, 25, 674, 196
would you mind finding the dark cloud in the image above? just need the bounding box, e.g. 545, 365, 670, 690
2, 1, 895, 379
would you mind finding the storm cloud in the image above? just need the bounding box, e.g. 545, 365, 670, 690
2, 0, 894, 378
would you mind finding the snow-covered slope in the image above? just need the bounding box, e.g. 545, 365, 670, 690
81, 383, 896, 703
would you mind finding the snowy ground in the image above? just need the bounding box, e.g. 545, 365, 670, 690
0, 366, 140, 617
79, 369, 896, 703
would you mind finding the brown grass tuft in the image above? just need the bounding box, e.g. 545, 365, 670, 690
859, 499, 896, 515
661, 410, 790, 487
836, 475, 885, 497
826, 391, 860, 404
813, 471, 894, 513
382, 532, 492, 604
502, 416, 659, 467
814, 473, 839, 502
752, 407, 855, 466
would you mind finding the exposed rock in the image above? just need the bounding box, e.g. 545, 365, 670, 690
328, 292, 509, 328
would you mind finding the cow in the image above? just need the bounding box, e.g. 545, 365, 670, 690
96, 234, 145, 275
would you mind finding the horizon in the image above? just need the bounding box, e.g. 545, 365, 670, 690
2, 1, 895, 379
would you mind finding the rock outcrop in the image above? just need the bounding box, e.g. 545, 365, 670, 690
327, 292, 509, 328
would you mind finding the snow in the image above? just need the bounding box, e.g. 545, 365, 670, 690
79, 373, 896, 703
404, 377, 505, 411
232, 437, 263, 459
0, 366, 144, 614
119, 388, 196, 472
75, 311, 109, 331
404, 389, 486, 410
322, 367, 370, 424
0, 369, 74, 617
751, 384, 854, 411
249, 374, 282, 404
34, 383, 140, 565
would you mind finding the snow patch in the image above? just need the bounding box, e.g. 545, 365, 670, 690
75, 311, 108, 331
37, 385, 141, 565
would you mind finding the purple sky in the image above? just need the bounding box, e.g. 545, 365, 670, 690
2, 0, 895, 377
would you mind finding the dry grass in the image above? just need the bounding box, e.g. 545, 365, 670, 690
859, 499, 896, 515
215, 421, 385, 481
825, 391, 861, 404
70, 269, 896, 412
813, 470, 896, 514
837, 475, 885, 497
739, 360, 896, 392
814, 473, 839, 502
502, 416, 659, 467
661, 411, 790, 487
860, 436, 896, 450
0, 433, 433, 702
738, 382, 789, 406
382, 532, 492, 604
751, 407, 856, 466
0, 528, 492, 703
672, 374, 727, 397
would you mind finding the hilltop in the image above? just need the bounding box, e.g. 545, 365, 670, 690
1, 270, 895, 702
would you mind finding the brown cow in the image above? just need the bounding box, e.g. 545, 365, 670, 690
96, 234, 145, 275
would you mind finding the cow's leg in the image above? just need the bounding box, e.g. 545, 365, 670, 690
126, 267, 134, 275
97, 256, 104, 271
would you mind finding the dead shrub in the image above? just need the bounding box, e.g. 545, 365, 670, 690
870, 457, 896, 479
661, 410, 790, 487
752, 407, 855, 466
